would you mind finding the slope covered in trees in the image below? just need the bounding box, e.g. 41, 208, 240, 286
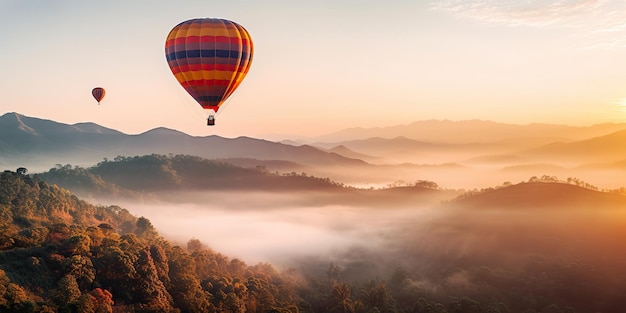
38, 154, 345, 197
4, 167, 626, 312
0, 170, 301, 312
449, 179, 626, 210
37, 154, 460, 208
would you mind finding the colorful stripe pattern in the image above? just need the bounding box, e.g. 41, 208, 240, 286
165, 18, 253, 112
92, 87, 105, 104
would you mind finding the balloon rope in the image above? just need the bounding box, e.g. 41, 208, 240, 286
175, 83, 207, 122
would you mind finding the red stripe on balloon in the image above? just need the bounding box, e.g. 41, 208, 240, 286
181, 79, 231, 87
170, 64, 238, 74
165, 35, 244, 48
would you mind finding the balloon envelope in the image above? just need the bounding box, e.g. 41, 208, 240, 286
92, 87, 105, 104
165, 18, 253, 113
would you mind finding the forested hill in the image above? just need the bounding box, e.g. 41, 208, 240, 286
448, 180, 626, 210
37, 154, 346, 198
2, 167, 625, 312
0, 170, 301, 312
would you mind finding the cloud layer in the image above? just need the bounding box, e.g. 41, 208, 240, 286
431, 0, 626, 49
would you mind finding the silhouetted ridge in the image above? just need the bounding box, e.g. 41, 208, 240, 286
38, 154, 346, 196
527, 128, 626, 162
0, 112, 368, 173
316, 118, 626, 143
71, 122, 124, 134
451, 181, 626, 209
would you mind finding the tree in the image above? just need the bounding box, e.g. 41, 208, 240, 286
332, 282, 356, 313
167, 246, 211, 312
97, 246, 138, 303
327, 263, 340, 281
62, 234, 92, 256
75, 294, 97, 313
132, 248, 174, 312
224, 292, 246, 313
412, 298, 446, 313
62, 255, 96, 290
89, 288, 114, 313
186, 238, 205, 254
414, 180, 439, 189
135, 217, 158, 240
55, 275, 81, 306
448, 297, 484, 313
150, 244, 171, 288
389, 268, 411, 291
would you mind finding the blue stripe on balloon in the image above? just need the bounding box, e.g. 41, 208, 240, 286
197, 96, 223, 102
166, 50, 250, 61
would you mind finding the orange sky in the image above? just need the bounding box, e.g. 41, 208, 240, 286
1, 0, 626, 139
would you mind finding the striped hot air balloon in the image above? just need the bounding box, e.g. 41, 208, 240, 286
165, 18, 253, 125
92, 87, 105, 104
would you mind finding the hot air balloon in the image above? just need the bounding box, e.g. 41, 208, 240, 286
165, 18, 253, 126
92, 87, 105, 104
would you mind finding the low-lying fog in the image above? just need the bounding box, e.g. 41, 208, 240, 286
118, 192, 442, 267
116, 190, 626, 283
322, 163, 626, 191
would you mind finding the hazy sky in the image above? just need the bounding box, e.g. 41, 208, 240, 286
2, 0, 626, 139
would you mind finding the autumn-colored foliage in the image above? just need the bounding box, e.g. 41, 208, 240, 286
0, 171, 300, 312
2, 169, 625, 312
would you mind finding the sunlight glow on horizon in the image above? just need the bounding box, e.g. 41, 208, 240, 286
1, 1, 626, 138
616, 98, 626, 110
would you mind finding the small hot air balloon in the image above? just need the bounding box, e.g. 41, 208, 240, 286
165, 18, 253, 125
92, 87, 105, 104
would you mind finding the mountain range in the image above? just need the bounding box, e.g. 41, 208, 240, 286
2, 113, 624, 313
0, 112, 363, 173
2, 112, 626, 189
312, 119, 626, 143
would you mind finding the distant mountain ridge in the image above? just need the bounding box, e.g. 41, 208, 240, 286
0, 112, 365, 173
311, 122, 626, 167
523, 129, 626, 163
3, 112, 626, 190
313, 119, 626, 143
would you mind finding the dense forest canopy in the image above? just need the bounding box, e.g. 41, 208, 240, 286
36, 154, 453, 208
37, 154, 346, 197
0, 170, 301, 312
1, 162, 625, 312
